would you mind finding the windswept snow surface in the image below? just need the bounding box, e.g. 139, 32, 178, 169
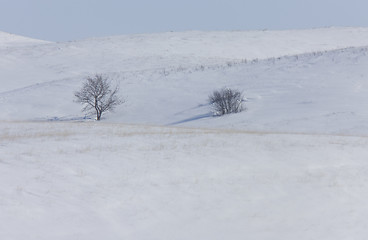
1, 29, 368, 134
1, 27, 368, 134
1, 122, 368, 240
0, 31, 49, 48
2, 28, 368, 239
2, 27, 368, 92
0, 28, 368, 88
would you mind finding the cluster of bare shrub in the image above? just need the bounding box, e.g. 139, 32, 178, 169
208, 88, 245, 116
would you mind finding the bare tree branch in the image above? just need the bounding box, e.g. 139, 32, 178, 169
74, 74, 124, 120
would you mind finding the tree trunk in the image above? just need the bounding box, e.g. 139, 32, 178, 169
96, 110, 101, 121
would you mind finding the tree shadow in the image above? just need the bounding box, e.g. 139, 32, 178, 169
169, 112, 213, 125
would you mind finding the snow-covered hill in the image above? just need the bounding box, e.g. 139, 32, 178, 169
3, 28, 368, 240
1, 27, 368, 134
0, 31, 49, 48
2, 27, 368, 93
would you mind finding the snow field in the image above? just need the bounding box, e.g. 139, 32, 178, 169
3, 27, 368, 93
2, 27, 368, 240
1, 121, 368, 239
2, 36, 368, 135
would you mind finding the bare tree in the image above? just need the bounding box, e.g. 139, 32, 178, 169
74, 74, 124, 121
209, 88, 244, 116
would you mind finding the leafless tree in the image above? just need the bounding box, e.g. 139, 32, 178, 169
209, 88, 244, 116
74, 74, 124, 120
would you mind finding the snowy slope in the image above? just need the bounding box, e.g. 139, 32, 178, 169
2, 27, 368, 134
1, 122, 368, 240
1, 44, 368, 135
0, 31, 49, 48
2, 27, 368, 93
3, 28, 368, 240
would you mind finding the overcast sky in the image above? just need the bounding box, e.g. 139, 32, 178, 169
0, 0, 367, 41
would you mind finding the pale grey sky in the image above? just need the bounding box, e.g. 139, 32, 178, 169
0, 0, 367, 41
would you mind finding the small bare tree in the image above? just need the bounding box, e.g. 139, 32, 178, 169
209, 88, 244, 116
74, 74, 124, 121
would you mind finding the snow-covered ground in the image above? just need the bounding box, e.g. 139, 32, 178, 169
2, 27, 368, 92
0, 31, 49, 48
2, 122, 368, 240
2, 27, 368, 239
1, 27, 368, 134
